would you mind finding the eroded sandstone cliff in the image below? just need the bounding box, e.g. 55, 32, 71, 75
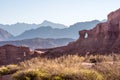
39, 8, 120, 57
0, 45, 31, 65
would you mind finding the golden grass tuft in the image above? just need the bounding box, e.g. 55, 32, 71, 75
0, 64, 20, 76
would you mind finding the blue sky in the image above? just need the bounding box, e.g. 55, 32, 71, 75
0, 0, 120, 26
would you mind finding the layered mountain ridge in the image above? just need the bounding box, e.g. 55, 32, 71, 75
11, 20, 100, 40
0, 20, 67, 36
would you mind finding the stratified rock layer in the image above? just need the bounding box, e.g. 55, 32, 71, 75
0, 45, 31, 65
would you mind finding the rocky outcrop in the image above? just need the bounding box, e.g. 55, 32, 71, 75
39, 8, 120, 57
0, 45, 31, 65
66, 8, 120, 54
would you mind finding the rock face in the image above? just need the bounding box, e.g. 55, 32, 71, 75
0, 45, 31, 65
40, 8, 120, 57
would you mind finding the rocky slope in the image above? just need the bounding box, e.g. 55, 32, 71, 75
39, 8, 120, 57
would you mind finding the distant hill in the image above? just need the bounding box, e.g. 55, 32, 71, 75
11, 20, 101, 40
0, 20, 68, 36
0, 38, 74, 49
0, 28, 13, 41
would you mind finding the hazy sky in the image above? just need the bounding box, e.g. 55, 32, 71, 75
0, 0, 120, 26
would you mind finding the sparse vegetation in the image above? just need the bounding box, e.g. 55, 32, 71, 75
12, 69, 103, 80
0, 66, 9, 75
0, 54, 120, 80
0, 64, 20, 76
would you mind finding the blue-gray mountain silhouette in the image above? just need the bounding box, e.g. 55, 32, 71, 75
0, 20, 67, 36
11, 20, 101, 40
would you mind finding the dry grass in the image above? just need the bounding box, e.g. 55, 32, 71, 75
93, 63, 120, 80
0, 54, 120, 80
19, 55, 85, 75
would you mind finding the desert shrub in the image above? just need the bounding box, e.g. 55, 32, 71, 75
0, 66, 9, 75
12, 69, 49, 80
52, 69, 103, 80
0, 64, 20, 76
93, 63, 120, 80
45, 69, 103, 80
78, 69, 104, 80
51, 75, 62, 80
13, 69, 64, 80
12, 68, 104, 80
6, 64, 20, 74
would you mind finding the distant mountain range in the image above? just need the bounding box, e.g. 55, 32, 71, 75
0, 20, 103, 50
0, 38, 74, 49
10, 20, 101, 40
0, 20, 68, 36
0, 28, 13, 41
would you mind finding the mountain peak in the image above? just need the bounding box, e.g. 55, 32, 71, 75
42, 20, 52, 24
40, 20, 67, 29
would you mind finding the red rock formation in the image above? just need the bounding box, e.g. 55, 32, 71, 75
0, 44, 31, 65
39, 8, 120, 57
